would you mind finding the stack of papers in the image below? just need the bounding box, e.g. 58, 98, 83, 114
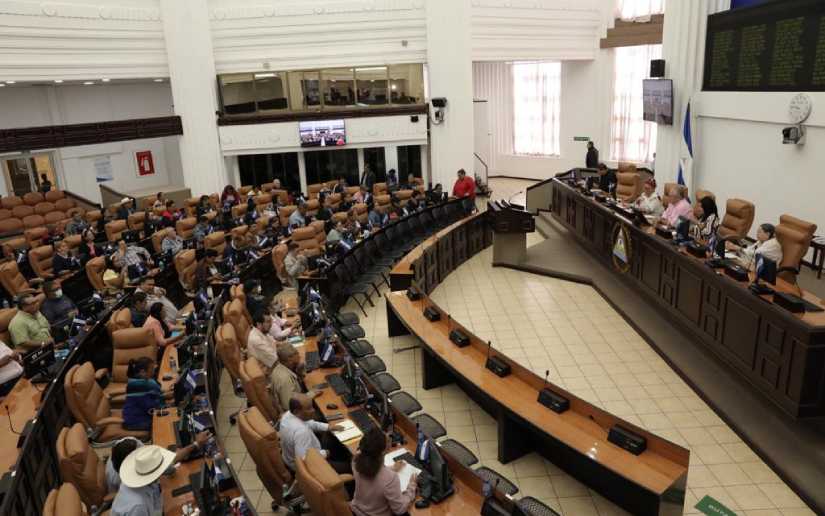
384, 449, 422, 491
332, 420, 363, 443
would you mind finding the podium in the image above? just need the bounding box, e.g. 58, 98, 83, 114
487, 201, 535, 266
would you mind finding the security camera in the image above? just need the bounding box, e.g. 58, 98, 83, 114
782, 125, 805, 145
431, 98, 447, 108
430, 98, 447, 124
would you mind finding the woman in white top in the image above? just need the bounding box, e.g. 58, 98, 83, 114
634, 178, 664, 217
728, 223, 783, 269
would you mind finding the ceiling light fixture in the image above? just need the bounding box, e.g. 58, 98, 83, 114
83, 81, 94, 85
101, 78, 110, 83
254, 72, 276, 79
5, 81, 16, 84
154, 78, 163, 82
0, 84, 5, 88
54, 79, 63, 84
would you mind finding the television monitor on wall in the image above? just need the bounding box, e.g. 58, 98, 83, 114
299, 119, 346, 148
643, 79, 673, 125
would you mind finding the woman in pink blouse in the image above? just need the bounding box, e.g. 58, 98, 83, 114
143, 302, 183, 348
351, 428, 417, 516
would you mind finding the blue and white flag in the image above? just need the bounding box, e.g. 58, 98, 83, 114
677, 100, 694, 190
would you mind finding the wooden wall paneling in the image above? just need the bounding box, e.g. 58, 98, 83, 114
721, 297, 760, 371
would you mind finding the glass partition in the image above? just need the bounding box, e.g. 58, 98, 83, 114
390, 64, 424, 104
300, 71, 321, 108
254, 72, 288, 111
220, 73, 256, 114
322, 68, 356, 107
356, 66, 389, 105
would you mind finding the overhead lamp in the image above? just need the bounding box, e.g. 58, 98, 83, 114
0, 84, 5, 88
83, 81, 94, 85
101, 78, 110, 83
54, 79, 63, 84
5, 81, 16, 84
154, 78, 164, 82
254, 72, 276, 78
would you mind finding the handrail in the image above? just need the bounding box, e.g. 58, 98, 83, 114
473, 152, 489, 184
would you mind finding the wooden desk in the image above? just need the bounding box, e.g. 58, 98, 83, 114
0, 378, 42, 473
551, 179, 825, 417
387, 291, 689, 516
296, 335, 492, 515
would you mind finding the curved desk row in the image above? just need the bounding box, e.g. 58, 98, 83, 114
384, 213, 690, 516
550, 179, 825, 418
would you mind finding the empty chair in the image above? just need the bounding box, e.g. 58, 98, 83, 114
35, 201, 55, 215
23, 191, 44, 206
174, 249, 197, 293
327, 193, 342, 211
45, 190, 66, 202
0, 260, 45, 303
42, 483, 89, 516
374, 194, 391, 213
776, 214, 817, 283
1, 195, 23, 209
2, 236, 28, 259
237, 407, 293, 508
255, 194, 273, 213
85, 209, 102, 227
185, 197, 200, 217
239, 357, 281, 423
279, 205, 297, 227
127, 212, 145, 235
345, 186, 360, 202
307, 183, 324, 199
223, 298, 251, 344
292, 226, 322, 257
295, 448, 353, 516
13, 204, 34, 219
204, 231, 227, 255
718, 199, 755, 239
353, 203, 368, 224
0, 217, 23, 235
310, 220, 326, 247
272, 244, 288, 284
176, 216, 197, 240
0, 308, 16, 344
373, 182, 388, 196
105, 220, 127, 242
45, 210, 66, 226
64, 362, 149, 443
24, 226, 49, 248
272, 189, 289, 205
395, 189, 413, 206
29, 244, 56, 279
216, 323, 243, 385
23, 213, 46, 229
56, 423, 108, 509
106, 307, 133, 335
305, 199, 320, 218
616, 172, 642, 202
232, 203, 248, 220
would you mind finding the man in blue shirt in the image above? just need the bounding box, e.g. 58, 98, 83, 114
289, 202, 308, 228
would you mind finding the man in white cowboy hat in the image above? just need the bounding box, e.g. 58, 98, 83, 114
111, 432, 209, 516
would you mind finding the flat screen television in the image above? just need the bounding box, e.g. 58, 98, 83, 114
299, 119, 346, 148
643, 79, 673, 125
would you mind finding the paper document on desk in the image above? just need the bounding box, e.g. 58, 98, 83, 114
332, 420, 363, 443
384, 449, 421, 492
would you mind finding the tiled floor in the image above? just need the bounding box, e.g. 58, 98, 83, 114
214, 179, 813, 515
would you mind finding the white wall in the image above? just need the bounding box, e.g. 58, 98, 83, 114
0, 82, 184, 203
474, 56, 614, 181
694, 91, 825, 235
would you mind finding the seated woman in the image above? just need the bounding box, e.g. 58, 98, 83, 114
693, 196, 720, 240
351, 427, 417, 516
52, 240, 81, 276
727, 223, 783, 269
143, 302, 183, 348
633, 178, 663, 217
195, 195, 212, 219
122, 357, 170, 431
78, 228, 102, 266
102, 255, 126, 290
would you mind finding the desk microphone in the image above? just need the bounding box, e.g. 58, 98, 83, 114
537, 370, 569, 413
484, 341, 511, 377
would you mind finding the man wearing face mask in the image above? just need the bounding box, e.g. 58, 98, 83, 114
40, 280, 78, 329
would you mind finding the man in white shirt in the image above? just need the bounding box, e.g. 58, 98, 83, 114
0, 341, 23, 397
247, 311, 278, 373
279, 393, 345, 473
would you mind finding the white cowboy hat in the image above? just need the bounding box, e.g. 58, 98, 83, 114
119, 445, 176, 488
121, 197, 131, 204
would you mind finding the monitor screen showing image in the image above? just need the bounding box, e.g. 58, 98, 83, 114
643, 79, 673, 125
299, 119, 346, 148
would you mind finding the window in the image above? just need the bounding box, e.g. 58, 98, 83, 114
254, 72, 288, 111
389, 65, 424, 104
300, 71, 321, 108
220, 74, 256, 114
610, 44, 662, 163
617, 0, 665, 21
238, 153, 300, 192
363, 148, 387, 182
512, 62, 561, 156
356, 67, 389, 105
304, 149, 359, 186
322, 68, 355, 107
397, 145, 423, 180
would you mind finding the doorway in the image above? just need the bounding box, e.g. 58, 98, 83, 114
2, 153, 58, 196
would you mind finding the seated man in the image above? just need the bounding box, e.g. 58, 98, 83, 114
64, 212, 89, 236
116, 198, 132, 221
660, 187, 694, 227
161, 230, 183, 255
354, 185, 373, 207
9, 294, 53, 351
138, 277, 179, 326
401, 173, 418, 191
244, 279, 265, 317
192, 215, 210, 243
114, 240, 154, 282
0, 339, 23, 397
224, 233, 249, 266
247, 311, 278, 373
40, 280, 79, 329
283, 242, 308, 290
195, 248, 221, 285
332, 176, 348, 195
315, 193, 334, 222
368, 208, 388, 229
278, 393, 345, 473
270, 343, 320, 412
130, 291, 149, 327
52, 240, 81, 276
289, 202, 308, 229
326, 220, 346, 246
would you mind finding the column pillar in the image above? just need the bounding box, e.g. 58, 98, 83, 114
356, 148, 365, 182
298, 152, 308, 194
426, 0, 474, 189
656, 0, 730, 193
384, 144, 399, 175
159, 0, 227, 197
420, 145, 430, 186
